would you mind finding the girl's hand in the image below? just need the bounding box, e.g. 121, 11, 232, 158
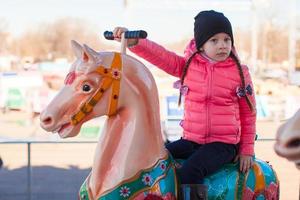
238, 155, 254, 173
113, 27, 139, 47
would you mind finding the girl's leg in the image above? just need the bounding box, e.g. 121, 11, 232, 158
166, 139, 204, 199
165, 139, 199, 159
179, 142, 237, 184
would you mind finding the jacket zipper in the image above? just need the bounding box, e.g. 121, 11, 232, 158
206, 64, 214, 143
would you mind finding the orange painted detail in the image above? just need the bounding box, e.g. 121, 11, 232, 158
253, 162, 266, 193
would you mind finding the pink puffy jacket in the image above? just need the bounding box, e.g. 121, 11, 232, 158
130, 39, 256, 155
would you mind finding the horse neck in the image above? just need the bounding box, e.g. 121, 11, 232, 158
89, 79, 167, 197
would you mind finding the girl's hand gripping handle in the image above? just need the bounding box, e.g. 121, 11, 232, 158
104, 28, 147, 54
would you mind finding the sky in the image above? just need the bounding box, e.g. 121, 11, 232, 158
0, 0, 298, 43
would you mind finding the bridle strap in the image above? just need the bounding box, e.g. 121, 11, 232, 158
71, 52, 122, 125
107, 52, 122, 116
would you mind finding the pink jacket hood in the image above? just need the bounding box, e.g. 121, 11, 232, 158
184, 39, 197, 58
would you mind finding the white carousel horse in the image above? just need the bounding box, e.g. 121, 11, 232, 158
40, 38, 279, 200
274, 109, 300, 169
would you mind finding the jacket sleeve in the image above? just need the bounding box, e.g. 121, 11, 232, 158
238, 66, 257, 156
129, 39, 186, 78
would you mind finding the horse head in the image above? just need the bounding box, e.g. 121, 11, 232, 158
40, 40, 161, 138
40, 40, 110, 137
274, 109, 300, 169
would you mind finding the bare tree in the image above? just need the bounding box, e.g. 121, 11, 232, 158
14, 17, 108, 61
258, 22, 289, 63
0, 19, 10, 53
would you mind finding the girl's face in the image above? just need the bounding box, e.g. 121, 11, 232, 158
202, 33, 232, 62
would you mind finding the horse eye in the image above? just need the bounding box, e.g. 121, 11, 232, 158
82, 84, 91, 92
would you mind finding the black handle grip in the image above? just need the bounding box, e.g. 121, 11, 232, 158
103, 30, 147, 40
103, 31, 114, 40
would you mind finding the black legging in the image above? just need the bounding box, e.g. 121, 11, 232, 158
166, 139, 237, 184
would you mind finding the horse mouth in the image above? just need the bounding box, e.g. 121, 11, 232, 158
57, 123, 72, 137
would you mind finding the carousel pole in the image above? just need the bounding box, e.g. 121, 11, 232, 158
120, 33, 127, 55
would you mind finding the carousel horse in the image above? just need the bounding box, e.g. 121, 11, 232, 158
274, 109, 300, 169
40, 31, 279, 200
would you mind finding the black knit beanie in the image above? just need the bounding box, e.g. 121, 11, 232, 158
194, 10, 234, 50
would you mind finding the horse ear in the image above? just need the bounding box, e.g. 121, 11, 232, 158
71, 40, 83, 59
83, 44, 99, 63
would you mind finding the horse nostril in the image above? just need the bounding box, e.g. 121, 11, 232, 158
43, 117, 52, 125
287, 138, 300, 148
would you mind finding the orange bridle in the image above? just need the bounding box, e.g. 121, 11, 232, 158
71, 52, 122, 125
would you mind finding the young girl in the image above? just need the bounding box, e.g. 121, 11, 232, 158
113, 10, 256, 198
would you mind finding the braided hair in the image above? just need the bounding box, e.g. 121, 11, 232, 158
230, 52, 255, 112
178, 50, 199, 106
178, 50, 255, 112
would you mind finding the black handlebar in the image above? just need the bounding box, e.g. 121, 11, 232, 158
103, 30, 147, 40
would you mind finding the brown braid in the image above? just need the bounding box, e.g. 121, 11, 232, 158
178, 51, 199, 106
230, 52, 254, 112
